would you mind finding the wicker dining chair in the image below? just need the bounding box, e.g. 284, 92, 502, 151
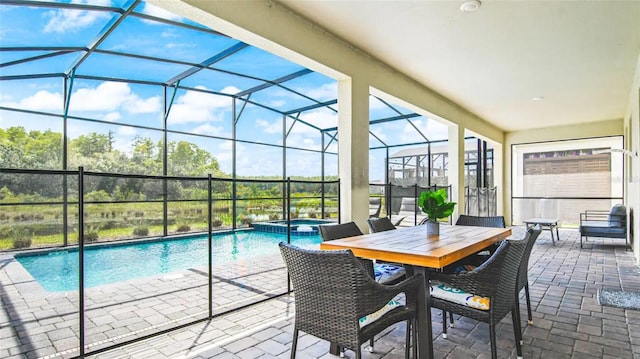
318, 221, 406, 353
279, 242, 423, 359
367, 216, 397, 233
319, 222, 406, 285
455, 214, 506, 228
455, 215, 539, 328
515, 224, 542, 327
428, 227, 542, 359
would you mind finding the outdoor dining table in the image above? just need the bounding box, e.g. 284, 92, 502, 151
319, 224, 512, 359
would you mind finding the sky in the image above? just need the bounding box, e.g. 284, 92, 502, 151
0, 0, 448, 181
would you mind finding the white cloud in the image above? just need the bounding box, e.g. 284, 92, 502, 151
191, 123, 225, 136
296, 109, 337, 132
215, 141, 238, 166
304, 83, 337, 101
370, 128, 388, 143
2, 81, 161, 117
69, 82, 160, 114
141, 2, 183, 22
117, 126, 137, 136
256, 118, 281, 134
168, 86, 232, 124
269, 100, 286, 108
43, 1, 110, 34
1, 90, 63, 111
103, 112, 121, 122
220, 86, 240, 95
161, 30, 178, 38
125, 96, 161, 114
401, 118, 448, 142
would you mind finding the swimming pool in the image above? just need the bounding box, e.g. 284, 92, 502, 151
15, 231, 321, 292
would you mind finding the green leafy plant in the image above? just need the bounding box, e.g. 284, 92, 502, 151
418, 189, 456, 223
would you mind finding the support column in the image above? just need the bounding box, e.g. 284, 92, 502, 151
338, 77, 369, 231
448, 124, 465, 217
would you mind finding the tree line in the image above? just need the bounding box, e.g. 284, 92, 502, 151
0, 126, 337, 203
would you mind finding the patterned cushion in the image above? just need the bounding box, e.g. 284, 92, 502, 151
359, 296, 402, 328
430, 282, 490, 311
374, 263, 405, 283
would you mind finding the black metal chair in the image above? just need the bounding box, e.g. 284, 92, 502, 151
429, 227, 541, 359
279, 242, 423, 359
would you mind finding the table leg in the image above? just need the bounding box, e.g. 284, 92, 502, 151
555, 224, 560, 241
411, 266, 434, 359
329, 343, 340, 356
549, 225, 556, 245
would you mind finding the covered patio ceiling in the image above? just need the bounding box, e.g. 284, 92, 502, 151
279, 0, 640, 132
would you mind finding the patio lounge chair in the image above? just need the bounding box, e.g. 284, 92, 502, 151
579, 204, 629, 249
369, 197, 382, 218
279, 242, 423, 359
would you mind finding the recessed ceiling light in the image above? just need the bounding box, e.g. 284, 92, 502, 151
460, 0, 481, 12
532, 96, 545, 101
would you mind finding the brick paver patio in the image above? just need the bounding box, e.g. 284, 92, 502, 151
2, 227, 640, 358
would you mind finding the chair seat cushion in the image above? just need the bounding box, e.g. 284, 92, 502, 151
374, 263, 406, 283
359, 296, 402, 328
430, 282, 490, 311
580, 222, 626, 238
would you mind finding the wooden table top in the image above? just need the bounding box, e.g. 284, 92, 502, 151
319, 224, 512, 269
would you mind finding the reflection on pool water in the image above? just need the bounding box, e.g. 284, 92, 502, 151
15, 231, 321, 292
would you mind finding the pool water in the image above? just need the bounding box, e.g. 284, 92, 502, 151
16, 231, 321, 292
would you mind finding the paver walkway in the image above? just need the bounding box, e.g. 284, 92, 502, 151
90, 227, 640, 359
3, 227, 640, 358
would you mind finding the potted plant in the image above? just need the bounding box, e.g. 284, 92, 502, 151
418, 188, 456, 236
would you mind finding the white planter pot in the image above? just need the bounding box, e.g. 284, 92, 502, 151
426, 221, 440, 236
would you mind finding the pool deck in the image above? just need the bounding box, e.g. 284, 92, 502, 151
1, 227, 640, 358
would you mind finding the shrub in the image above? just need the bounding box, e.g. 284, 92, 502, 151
13, 237, 32, 249
84, 226, 99, 243
134, 211, 144, 218
11, 228, 32, 249
212, 219, 222, 227
133, 226, 149, 237
176, 224, 191, 232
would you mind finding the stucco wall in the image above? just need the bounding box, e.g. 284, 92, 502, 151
624, 54, 640, 263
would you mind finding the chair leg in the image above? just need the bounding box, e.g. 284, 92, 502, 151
290, 329, 299, 359
449, 311, 455, 328
442, 309, 448, 338
512, 308, 523, 359
355, 347, 362, 359
405, 320, 411, 359
489, 324, 497, 359
412, 319, 418, 359
525, 283, 533, 325
366, 338, 374, 352
514, 295, 523, 345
